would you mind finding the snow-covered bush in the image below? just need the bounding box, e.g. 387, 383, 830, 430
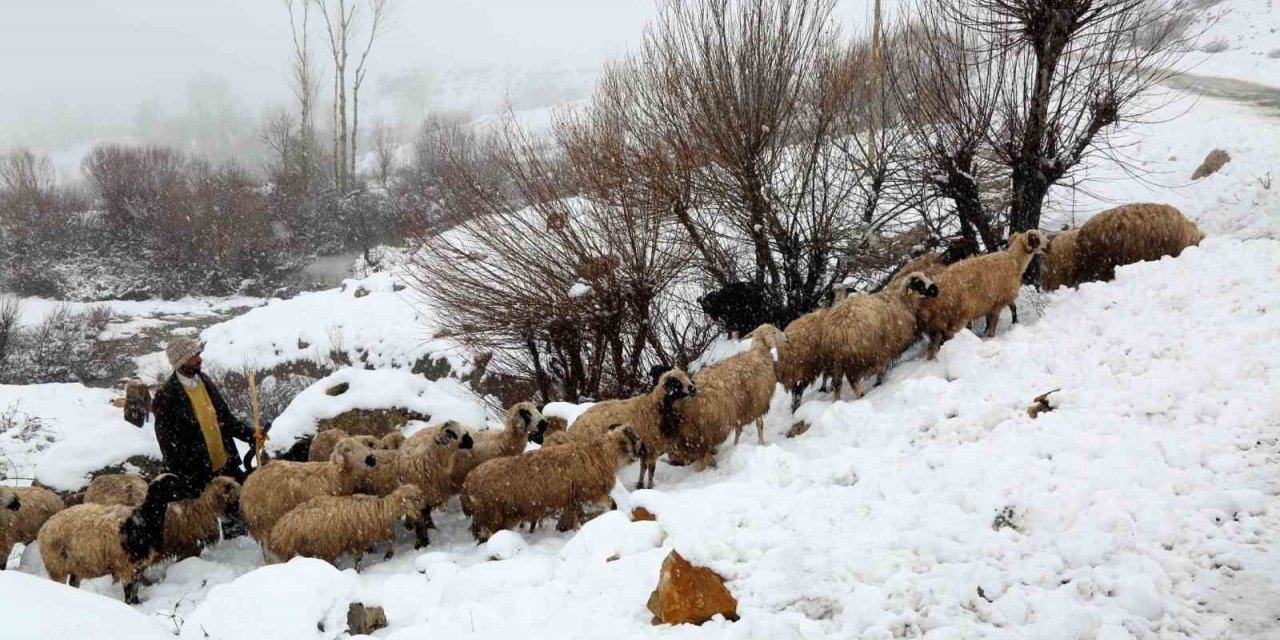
0, 303, 119, 385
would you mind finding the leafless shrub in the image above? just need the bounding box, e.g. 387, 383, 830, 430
1268, 49, 1280, 60
0, 297, 20, 367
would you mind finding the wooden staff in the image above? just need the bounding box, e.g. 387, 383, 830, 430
248, 371, 266, 468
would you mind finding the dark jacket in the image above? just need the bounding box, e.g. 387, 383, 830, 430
153, 372, 254, 498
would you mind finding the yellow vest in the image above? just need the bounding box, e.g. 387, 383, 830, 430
183, 379, 228, 472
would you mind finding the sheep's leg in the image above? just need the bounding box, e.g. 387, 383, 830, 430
926, 334, 942, 360
732, 422, 743, 445
645, 456, 657, 489
353, 551, 365, 572
755, 417, 765, 445
1009, 303, 1018, 324
852, 378, 865, 399
790, 384, 804, 413
556, 505, 582, 532
984, 312, 1000, 338
527, 519, 538, 533
123, 577, 140, 605
635, 461, 647, 490
67, 575, 80, 589
832, 367, 844, 401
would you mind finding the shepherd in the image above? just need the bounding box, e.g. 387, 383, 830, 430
152, 337, 257, 537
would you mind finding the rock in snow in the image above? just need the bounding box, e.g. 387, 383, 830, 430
647, 551, 739, 625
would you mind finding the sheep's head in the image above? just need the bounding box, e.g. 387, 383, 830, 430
0, 487, 20, 512
940, 237, 980, 264
508, 401, 546, 440
1009, 230, 1047, 255
391, 484, 426, 518
379, 432, 406, 450
332, 438, 378, 474
608, 423, 645, 460
432, 421, 475, 451
655, 369, 696, 403
353, 435, 381, 450
903, 272, 940, 298
748, 324, 786, 351
207, 477, 241, 514
144, 473, 187, 506
830, 283, 849, 305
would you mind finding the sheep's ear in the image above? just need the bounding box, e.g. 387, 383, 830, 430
331, 448, 349, 470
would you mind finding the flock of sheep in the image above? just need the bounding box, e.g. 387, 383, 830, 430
0, 203, 1204, 605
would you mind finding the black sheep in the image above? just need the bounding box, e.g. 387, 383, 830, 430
697, 281, 781, 338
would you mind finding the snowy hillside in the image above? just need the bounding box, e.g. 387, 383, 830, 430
1182, 0, 1280, 86
7, 230, 1275, 640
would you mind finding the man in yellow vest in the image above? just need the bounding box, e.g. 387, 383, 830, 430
152, 338, 256, 531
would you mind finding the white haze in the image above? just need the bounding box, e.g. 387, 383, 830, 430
2, 0, 873, 179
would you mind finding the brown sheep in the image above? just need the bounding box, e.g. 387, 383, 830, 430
123, 378, 151, 428
160, 477, 241, 561
824, 273, 941, 399
38, 474, 185, 604
886, 237, 982, 289
533, 415, 569, 446
668, 325, 785, 469
83, 474, 149, 507
378, 422, 474, 547
1040, 228, 1080, 291
240, 438, 378, 545
1042, 204, 1203, 289
380, 431, 406, 450
308, 429, 382, 462
558, 370, 697, 489
462, 424, 644, 542
83, 475, 242, 561
1, 485, 66, 568
448, 402, 545, 492
916, 231, 1046, 360
267, 484, 425, 567
775, 284, 850, 412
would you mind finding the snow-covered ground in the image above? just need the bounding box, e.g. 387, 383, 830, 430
189, 272, 468, 384
0, 383, 160, 493
1182, 0, 1280, 87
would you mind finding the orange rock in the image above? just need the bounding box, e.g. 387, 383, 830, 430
631, 507, 657, 522
647, 551, 739, 625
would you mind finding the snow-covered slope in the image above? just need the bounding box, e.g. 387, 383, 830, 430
0, 383, 160, 492
196, 271, 467, 379
1182, 0, 1280, 87
0, 571, 173, 639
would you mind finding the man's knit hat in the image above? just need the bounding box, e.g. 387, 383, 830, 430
166, 337, 202, 370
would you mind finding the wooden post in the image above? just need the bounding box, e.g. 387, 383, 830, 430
248, 371, 265, 468
869, 0, 883, 167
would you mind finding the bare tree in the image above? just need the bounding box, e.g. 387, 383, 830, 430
284, 0, 321, 185
887, 12, 1008, 251
312, 0, 396, 191
370, 121, 396, 188
935, 0, 1188, 233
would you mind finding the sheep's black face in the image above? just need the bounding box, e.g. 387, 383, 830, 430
527, 429, 545, 445
146, 473, 186, 504
4, 496, 19, 511
663, 376, 692, 401
460, 433, 475, 450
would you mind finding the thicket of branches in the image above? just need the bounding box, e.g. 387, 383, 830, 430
405, 0, 1186, 403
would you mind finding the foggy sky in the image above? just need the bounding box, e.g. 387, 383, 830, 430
2, 0, 874, 171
